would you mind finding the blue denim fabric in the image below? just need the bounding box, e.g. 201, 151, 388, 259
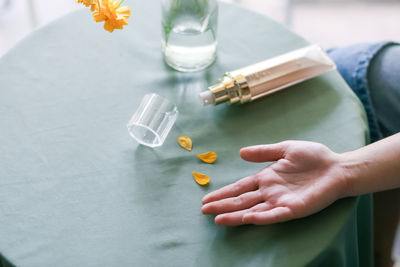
368, 44, 400, 138
327, 42, 399, 143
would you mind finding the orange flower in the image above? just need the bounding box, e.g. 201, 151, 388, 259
77, 0, 96, 11
93, 0, 131, 33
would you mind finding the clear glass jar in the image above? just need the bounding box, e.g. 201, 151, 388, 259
161, 0, 218, 72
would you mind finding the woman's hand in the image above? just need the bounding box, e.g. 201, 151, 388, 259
201, 141, 349, 226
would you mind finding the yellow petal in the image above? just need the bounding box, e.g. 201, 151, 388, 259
197, 152, 217, 164
178, 136, 192, 151
112, 0, 120, 9
93, 12, 107, 22
193, 171, 210, 186
104, 21, 115, 33
117, 6, 131, 18
113, 23, 124, 30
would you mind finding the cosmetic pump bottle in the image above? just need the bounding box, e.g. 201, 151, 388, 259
199, 45, 336, 106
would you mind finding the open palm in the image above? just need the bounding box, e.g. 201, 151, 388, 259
201, 141, 348, 226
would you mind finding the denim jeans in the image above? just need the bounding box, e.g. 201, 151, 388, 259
327, 42, 400, 143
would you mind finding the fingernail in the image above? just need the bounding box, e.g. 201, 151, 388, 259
215, 215, 224, 225
201, 204, 209, 214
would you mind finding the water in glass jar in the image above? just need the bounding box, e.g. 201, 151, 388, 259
162, 22, 217, 72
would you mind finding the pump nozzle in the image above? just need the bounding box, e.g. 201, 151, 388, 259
199, 90, 215, 106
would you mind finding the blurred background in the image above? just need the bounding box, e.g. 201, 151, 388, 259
0, 0, 399, 263
0, 0, 399, 57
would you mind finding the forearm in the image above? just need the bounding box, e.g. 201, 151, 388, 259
340, 133, 400, 197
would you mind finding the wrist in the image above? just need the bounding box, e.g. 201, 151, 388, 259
337, 151, 367, 198
333, 134, 400, 198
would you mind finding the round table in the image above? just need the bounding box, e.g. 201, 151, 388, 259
0, 1, 372, 266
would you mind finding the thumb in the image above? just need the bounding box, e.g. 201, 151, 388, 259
239, 141, 289, 162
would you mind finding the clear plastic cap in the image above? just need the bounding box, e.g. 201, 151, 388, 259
127, 93, 178, 148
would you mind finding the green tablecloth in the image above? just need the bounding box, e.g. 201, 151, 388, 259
0, 1, 372, 266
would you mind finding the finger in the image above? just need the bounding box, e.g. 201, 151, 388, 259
202, 190, 263, 214
242, 207, 294, 225
214, 203, 273, 226
240, 142, 289, 163
202, 176, 258, 205
214, 209, 249, 226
